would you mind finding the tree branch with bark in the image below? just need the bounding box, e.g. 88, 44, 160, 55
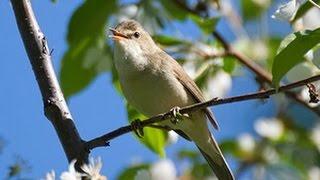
10, 0, 88, 167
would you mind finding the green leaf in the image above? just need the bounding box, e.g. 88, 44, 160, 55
191, 163, 212, 179
160, 0, 189, 20
292, 0, 320, 23
178, 149, 201, 162
60, 0, 116, 98
117, 164, 150, 180
272, 28, 320, 87
127, 104, 167, 157
190, 15, 220, 34
60, 39, 112, 98
266, 37, 282, 71
153, 35, 187, 46
222, 57, 236, 73
241, 0, 268, 21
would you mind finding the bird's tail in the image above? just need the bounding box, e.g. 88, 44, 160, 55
192, 131, 234, 180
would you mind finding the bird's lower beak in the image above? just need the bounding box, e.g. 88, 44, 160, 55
109, 28, 128, 41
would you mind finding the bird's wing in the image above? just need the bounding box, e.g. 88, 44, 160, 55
158, 51, 219, 130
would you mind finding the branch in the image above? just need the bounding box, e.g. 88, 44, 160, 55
171, 0, 320, 115
10, 0, 88, 166
86, 74, 320, 150
212, 32, 320, 116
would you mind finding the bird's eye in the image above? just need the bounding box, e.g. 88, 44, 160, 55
133, 32, 140, 38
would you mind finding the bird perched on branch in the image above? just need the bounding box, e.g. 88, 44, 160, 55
110, 19, 234, 180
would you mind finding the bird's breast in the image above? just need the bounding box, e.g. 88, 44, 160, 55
118, 65, 192, 117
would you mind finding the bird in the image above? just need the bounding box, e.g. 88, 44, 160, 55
110, 19, 234, 180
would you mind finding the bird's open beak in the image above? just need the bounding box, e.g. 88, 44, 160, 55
109, 28, 128, 41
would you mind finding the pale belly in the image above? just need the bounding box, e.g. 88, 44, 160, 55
119, 69, 192, 117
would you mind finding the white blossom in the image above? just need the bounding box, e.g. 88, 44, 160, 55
251, 40, 269, 60
308, 166, 320, 180
150, 159, 177, 180
237, 133, 256, 152
299, 7, 320, 30
286, 62, 316, 83
43, 170, 55, 180
254, 118, 284, 140
60, 160, 84, 180
81, 157, 106, 180
167, 130, 179, 145
118, 5, 138, 22
310, 124, 320, 151
183, 60, 197, 79
205, 71, 232, 98
272, 0, 300, 21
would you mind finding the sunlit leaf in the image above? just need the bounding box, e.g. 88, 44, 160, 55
266, 37, 282, 71
127, 104, 167, 157
190, 15, 219, 34
272, 28, 320, 87
241, 0, 267, 21
117, 164, 150, 180
191, 163, 212, 179
153, 35, 187, 46
160, 0, 189, 20
222, 57, 236, 73
60, 0, 116, 98
178, 149, 201, 162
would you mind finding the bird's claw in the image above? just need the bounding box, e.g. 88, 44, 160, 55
169, 106, 184, 124
131, 119, 144, 138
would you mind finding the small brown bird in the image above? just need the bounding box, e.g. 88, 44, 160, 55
110, 20, 234, 180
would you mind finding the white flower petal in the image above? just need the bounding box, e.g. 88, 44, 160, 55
150, 159, 177, 180
308, 166, 320, 180
205, 71, 232, 98
167, 131, 179, 145
81, 157, 106, 180
310, 124, 320, 151
60, 160, 83, 180
43, 170, 55, 180
286, 62, 316, 83
272, 0, 298, 21
237, 133, 256, 152
254, 118, 284, 140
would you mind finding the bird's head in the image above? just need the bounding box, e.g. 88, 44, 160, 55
109, 20, 157, 54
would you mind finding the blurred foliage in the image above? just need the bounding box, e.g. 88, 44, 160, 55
60, 0, 116, 98
127, 104, 168, 157
56, 0, 320, 179
272, 28, 320, 87
117, 164, 150, 180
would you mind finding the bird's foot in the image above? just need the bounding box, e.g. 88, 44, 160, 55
169, 106, 188, 125
131, 119, 144, 138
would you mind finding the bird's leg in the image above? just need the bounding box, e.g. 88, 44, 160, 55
169, 106, 190, 125
131, 119, 144, 138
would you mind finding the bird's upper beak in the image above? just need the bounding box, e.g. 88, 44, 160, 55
109, 28, 128, 41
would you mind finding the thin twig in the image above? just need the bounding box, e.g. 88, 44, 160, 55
172, 0, 320, 115
85, 74, 320, 150
10, 0, 88, 166
212, 31, 320, 116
